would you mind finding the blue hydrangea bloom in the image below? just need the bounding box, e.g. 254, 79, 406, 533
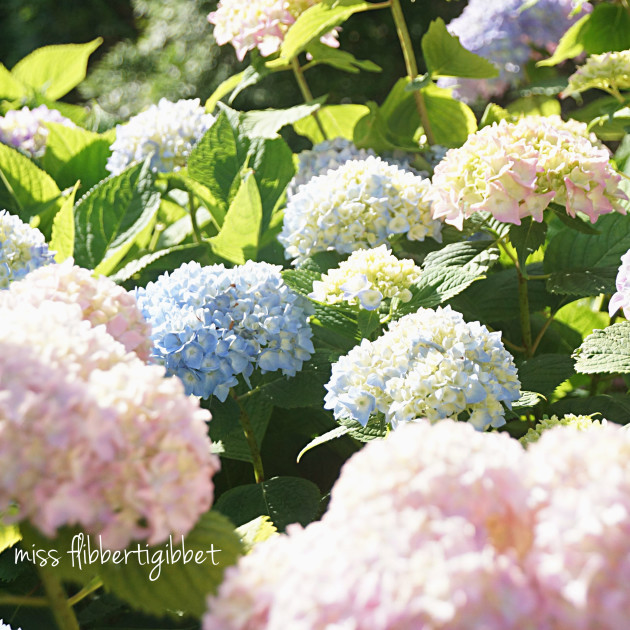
135, 260, 315, 400
439, 0, 590, 103
0, 210, 55, 289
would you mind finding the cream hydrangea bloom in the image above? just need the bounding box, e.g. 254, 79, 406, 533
520, 414, 606, 446
562, 50, 630, 99
309, 245, 421, 310
324, 306, 521, 430
280, 156, 442, 265
431, 116, 627, 229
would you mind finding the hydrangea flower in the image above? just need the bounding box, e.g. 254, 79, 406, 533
6, 258, 152, 360
0, 622, 19, 630
203, 422, 542, 630
0, 299, 218, 549
106, 98, 215, 175
562, 49, 630, 99
438, 0, 590, 103
287, 138, 424, 199
324, 306, 521, 430
609, 249, 630, 318
309, 244, 421, 310
520, 413, 606, 446
205, 419, 630, 629
431, 116, 627, 229
135, 260, 314, 401
208, 0, 338, 61
280, 156, 442, 265
0, 104, 75, 158
0, 210, 55, 288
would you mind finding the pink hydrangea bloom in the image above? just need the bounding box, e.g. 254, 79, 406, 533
0, 300, 219, 549
609, 249, 630, 318
6, 259, 152, 360
431, 116, 627, 229
204, 420, 630, 629
208, 0, 338, 61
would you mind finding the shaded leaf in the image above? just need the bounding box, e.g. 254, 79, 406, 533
574, 322, 630, 374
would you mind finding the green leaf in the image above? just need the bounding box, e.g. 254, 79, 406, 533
312, 303, 360, 340
188, 111, 250, 216
208, 393, 273, 463
0, 143, 62, 221
398, 265, 483, 314
421, 83, 478, 148
73, 160, 160, 271
509, 218, 547, 271
573, 322, 630, 374
238, 101, 324, 139
506, 95, 561, 117
50, 182, 78, 262
588, 107, 630, 142
297, 425, 351, 462
421, 17, 498, 79
99, 511, 243, 617
295, 103, 369, 144
236, 516, 277, 552
205, 71, 246, 112
479, 103, 510, 128
548, 394, 630, 425
11, 38, 102, 100
518, 354, 575, 396
280, 0, 376, 61
214, 477, 321, 531
209, 171, 263, 264
544, 214, 630, 286
282, 268, 321, 297
338, 413, 388, 442
0, 509, 20, 554
539, 4, 630, 66
547, 267, 617, 297
305, 41, 381, 74
357, 309, 381, 338
109, 243, 213, 284
549, 204, 600, 234
41, 123, 111, 191
555, 298, 609, 339
512, 390, 545, 410
422, 241, 500, 276
0, 62, 26, 100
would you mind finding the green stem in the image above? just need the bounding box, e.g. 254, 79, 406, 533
291, 57, 328, 141
234, 393, 265, 483
517, 269, 533, 358
189, 191, 203, 245
389, 0, 435, 145
38, 564, 81, 630
67, 576, 103, 607
0, 594, 49, 607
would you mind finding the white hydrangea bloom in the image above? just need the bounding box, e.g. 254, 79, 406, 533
324, 306, 521, 430
280, 156, 442, 265
106, 98, 215, 175
562, 50, 630, 99
309, 245, 421, 310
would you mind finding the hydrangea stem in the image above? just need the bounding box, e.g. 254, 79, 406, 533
389, 0, 435, 145
235, 394, 265, 484
517, 270, 533, 358
291, 57, 328, 141
37, 564, 81, 630
188, 191, 204, 245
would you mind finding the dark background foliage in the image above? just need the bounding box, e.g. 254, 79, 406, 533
0, 0, 464, 122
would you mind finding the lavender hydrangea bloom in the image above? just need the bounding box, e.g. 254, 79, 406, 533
135, 261, 314, 401
106, 98, 215, 175
0, 210, 55, 288
609, 250, 630, 319
439, 0, 591, 103
0, 105, 75, 158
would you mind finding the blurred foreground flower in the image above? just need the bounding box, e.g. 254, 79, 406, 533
439, 0, 590, 103
562, 49, 630, 100
106, 98, 214, 175
309, 244, 421, 310
324, 306, 520, 430
280, 156, 442, 264
431, 116, 627, 229
208, 0, 338, 61
135, 260, 314, 401
0, 104, 75, 158
0, 210, 54, 288
520, 413, 606, 446
0, 298, 218, 549
7, 258, 152, 360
